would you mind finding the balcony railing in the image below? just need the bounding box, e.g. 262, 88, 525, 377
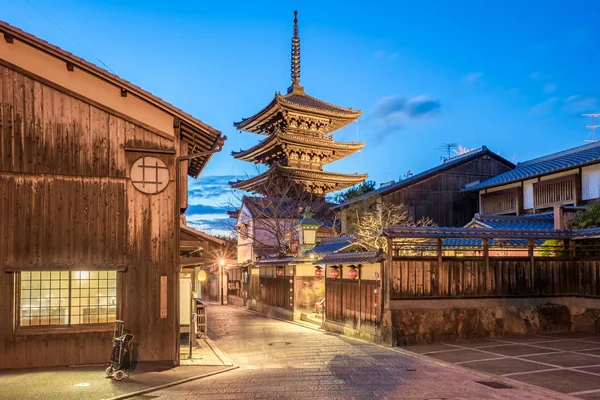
480, 187, 521, 215
533, 174, 580, 210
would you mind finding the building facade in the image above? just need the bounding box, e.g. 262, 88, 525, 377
0, 21, 223, 369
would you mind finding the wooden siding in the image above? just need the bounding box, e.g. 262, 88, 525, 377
0, 65, 180, 368
259, 276, 293, 310
325, 278, 381, 332
534, 174, 580, 210
382, 156, 513, 227
390, 257, 600, 299
481, 187, 522, 215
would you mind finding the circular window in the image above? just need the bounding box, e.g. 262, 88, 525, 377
130, 156, 170, 194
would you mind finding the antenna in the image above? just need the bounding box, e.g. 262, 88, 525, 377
436, 143, 458, 160
583, 114, 600, 143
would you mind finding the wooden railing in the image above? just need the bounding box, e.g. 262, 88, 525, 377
481, 187, 521, 214
390, 257, 600, 299
534, 174, 579, 209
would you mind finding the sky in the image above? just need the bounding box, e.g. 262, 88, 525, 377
2, 0, 599, 235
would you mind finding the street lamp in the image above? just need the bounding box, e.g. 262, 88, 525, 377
295, 209, 322, 257
220, 259, 225, 305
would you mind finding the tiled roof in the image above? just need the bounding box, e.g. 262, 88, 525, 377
465, 141, 600, 191
466, 213, 555, 231
442, 238, 545, 249
332, 146, 515, 209
281, 92, 360, 116
383, 226, 571, 240
309, 236, 354, 255
256, 256, 295, 266
315, 251, 385, 265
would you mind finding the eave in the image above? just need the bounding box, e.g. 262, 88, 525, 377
233, 92, 362, 135
232, 133, 365, 164
229, 166, 368, 194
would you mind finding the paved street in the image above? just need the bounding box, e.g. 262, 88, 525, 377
152, 306, 564, 399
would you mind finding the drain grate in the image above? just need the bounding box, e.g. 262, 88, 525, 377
268, 341, 292, 347
476, 381, 512, 389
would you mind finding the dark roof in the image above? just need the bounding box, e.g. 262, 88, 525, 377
332, 146, 515, 210
309, 236, 354, 255
383, 226, 571, 240
466, 213, 555, 231
465, 141, 600, 191
256, 256, 295, 266
442, 238, 545, 248
315, 250, 385, 265
280, 92, 359, 115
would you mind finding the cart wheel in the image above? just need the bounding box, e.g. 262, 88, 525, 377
114, 370, 126, 381
105, 366, 113, 377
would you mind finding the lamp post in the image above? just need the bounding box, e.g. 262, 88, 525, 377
174, 135, 225, 364
295, 209, 322, 257
220, 259, 225, 305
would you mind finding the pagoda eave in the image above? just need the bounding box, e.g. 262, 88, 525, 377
229, 167, 368, 195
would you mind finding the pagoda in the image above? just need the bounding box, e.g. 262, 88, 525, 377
230, 11, 367, 196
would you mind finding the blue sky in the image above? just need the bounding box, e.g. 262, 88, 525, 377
3, 0, 599, 234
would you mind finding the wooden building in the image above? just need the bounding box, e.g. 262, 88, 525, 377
332, 146, 515, 233
464, 141, 600, 228
0, 21, 224, 369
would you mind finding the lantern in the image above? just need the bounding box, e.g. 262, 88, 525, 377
276, 267, 284, 276
348, 266, 358, 280
314, 267, 323, 278
197, 270, 207, 282
295, 209, 322, 255
330, 267, 340, 279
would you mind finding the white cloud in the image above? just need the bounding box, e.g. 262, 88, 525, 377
529, 97, 559, 116
463, 72, 483, 85
543, 83, 557, 94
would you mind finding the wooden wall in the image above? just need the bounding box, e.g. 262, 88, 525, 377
0, 64, 180, 368
382, 156, 513, 227
390, 257, 600, 299
325, 274, 381, 333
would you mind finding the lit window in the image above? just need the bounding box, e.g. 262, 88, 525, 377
20, 271, 117, 327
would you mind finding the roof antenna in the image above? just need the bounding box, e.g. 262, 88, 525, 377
288, 10, 304, 94
583, 113, 600, 143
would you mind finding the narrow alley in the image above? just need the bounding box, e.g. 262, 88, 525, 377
152, 306, 562, 399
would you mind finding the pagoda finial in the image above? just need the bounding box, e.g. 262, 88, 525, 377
288, 10, 303, 94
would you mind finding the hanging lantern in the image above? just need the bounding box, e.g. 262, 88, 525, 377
314, 267, 323, 278
329, 267, 340, 279
348, 266, 358, 280
276, 267, 284, 276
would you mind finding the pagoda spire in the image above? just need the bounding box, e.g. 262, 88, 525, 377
288, 10, 303, 94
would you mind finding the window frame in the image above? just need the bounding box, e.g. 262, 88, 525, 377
13, 270, 123, 336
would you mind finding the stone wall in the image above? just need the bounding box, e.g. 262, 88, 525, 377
382, 297, 600, 346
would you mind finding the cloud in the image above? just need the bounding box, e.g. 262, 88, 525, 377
463, 72, 483, 85
563, 95, 599, 115
370, 95, 441, 137
373, 50, 398, 61
529, 97, 559, 116
530, 72, 540, 80
187, 174, 242, 206
373, 50, 385, 59
387, 52, 398, 61
543, 83, 557, 94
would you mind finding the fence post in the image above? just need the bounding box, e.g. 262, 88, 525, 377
437, 238, 443, 296
528, 239, 535, 295
483, 238, 490, 295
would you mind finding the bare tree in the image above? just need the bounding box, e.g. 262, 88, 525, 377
224, 176, 338, 260
353, 203, 434, 252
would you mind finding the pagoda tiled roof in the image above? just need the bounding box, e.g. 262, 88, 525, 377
233, 89, 362, 135
229, 166, 368, 194
231, 132, 365, 163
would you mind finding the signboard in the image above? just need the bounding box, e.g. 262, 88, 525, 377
160, 276, 168, 318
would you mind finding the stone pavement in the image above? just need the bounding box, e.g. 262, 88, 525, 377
151, 305, 568, 399
405, 333, 600, 399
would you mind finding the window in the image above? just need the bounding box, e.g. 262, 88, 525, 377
19, 271, 117, 327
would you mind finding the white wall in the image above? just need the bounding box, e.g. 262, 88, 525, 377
523, 179, 536, 210
583, 164, 600, 201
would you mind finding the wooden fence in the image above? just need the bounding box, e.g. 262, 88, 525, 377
390, 257, 600, 299
326, 279, 380, 330
260, 276, 293, 310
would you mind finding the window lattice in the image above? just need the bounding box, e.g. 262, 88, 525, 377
20, 271, 117, 327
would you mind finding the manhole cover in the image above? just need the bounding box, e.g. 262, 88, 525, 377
268, 341, 292, 347
476, 381, 512, 389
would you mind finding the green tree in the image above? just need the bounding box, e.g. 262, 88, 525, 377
569, 202, 600, 229
333, 180, 376, 204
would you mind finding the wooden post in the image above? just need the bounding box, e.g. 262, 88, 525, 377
483, 238, 490, 295
436, 238, 443, 296
528, 239, 535, 295
385, 238, 392, 310
357, 264, 362, 333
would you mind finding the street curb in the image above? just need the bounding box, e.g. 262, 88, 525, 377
101, 365, 239, 400
228, 304, 575, 400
